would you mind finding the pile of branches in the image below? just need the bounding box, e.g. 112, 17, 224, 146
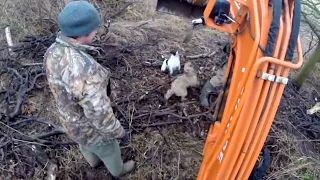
279, 81, 320, 140
0, 35, 68, 178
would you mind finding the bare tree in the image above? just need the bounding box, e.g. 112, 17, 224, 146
294, 0, 320, 88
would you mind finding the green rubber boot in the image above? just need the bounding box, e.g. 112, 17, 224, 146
116, 160, 135, 178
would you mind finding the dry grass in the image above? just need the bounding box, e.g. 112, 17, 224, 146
266, 123, 320, 180
0, 0, 67, 39
124, 127, 205, 180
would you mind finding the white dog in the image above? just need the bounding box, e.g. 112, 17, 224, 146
161, 51, 181, 75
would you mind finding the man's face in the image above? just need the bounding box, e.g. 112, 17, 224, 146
82, 30, 98, 45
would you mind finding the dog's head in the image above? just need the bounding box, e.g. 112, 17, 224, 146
184, 61, 197, 75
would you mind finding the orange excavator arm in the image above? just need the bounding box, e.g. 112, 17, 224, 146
198, 0, 303, 179
156, 0, 303, 179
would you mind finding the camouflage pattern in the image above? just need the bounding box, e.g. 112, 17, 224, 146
44, 33, 125, 146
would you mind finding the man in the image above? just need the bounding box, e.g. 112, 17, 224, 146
43, 1, 135, 178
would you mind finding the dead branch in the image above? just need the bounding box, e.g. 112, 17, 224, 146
22, 63, 43, 67
0, 139, 11, 148
132, 109, 213, 121
302, 0, 320, 16
141, 61, 163, 67
154, 110, 212, 120
136, 120, 183, 128
9, 73, 46, 119
109, 2, 134, 19
33, 127, 66, 140
304, 32, 315, 58
7, 67, 23, 81
115, 105, 129, 121
132, 21, 150, 30
113, 85, 162, 105
8, 117, 67, 140
132, 109, 176, 120
11, 117, 58, 128
5, 27, 14, 55
303, 42, 319, 58
1, 124, 70, 149
302, 12, 320, 39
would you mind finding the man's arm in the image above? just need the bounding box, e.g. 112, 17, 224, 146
73, 63, 125, 140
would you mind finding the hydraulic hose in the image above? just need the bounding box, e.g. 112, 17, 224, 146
265, 0, 283, 57
285, 0, 301, 61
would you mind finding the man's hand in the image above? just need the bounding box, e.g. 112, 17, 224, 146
119, 132, 130, 146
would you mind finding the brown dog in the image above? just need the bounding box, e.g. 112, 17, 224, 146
165, 61, 199, 100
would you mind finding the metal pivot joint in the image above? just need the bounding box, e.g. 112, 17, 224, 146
259, 72, 289, 85
209, 0, 231, 26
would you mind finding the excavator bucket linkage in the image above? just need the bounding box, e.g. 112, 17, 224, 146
156, 0, 304, 179
156, 0, 207, 18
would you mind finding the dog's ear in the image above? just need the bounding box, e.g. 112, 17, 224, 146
169, 50, 176, 55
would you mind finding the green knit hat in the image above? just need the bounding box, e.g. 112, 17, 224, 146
58, 1, 101, 37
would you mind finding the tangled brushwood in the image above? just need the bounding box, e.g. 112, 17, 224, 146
266, 81, 320, 179
0, 35, 67, 179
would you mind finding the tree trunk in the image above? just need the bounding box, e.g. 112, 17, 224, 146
294, 45, 320, 88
